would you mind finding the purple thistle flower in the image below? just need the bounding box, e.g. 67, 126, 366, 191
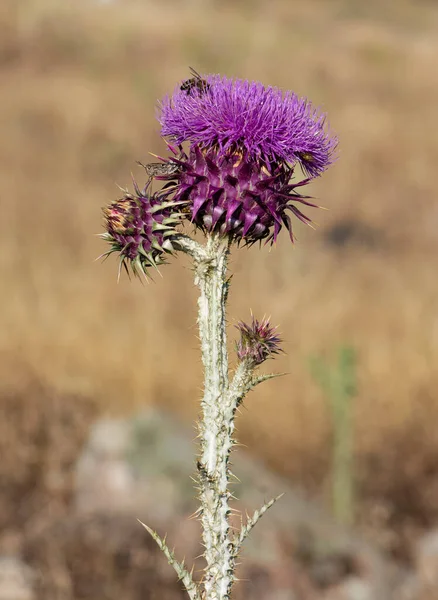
236, 316, 283, 366
159, 74, 337, 177
155, 72, 337, 244
100, 182, 183, 279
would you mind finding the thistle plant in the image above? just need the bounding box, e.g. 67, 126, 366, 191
100, 70, 337, 600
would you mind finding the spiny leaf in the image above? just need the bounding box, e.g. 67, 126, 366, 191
234, 494, 284, 553
138, 520, 201, 600
250, 372, 288, 388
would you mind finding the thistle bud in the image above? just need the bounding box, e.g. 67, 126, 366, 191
100, 183, 183, 279
236, 316, 282, 366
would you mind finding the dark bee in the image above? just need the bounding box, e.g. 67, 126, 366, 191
180, 67, 210, 95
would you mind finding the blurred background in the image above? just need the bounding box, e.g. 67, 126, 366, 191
1, 0, 438, 598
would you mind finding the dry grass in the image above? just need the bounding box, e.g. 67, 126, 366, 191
1, 0, 438, 559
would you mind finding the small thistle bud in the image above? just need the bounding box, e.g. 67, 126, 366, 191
100, 182, 183, 279
236, 316, 282, 366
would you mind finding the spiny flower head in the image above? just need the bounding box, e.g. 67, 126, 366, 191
156, 144, 318, 244
100, 182, 183, 279
156, 72, 337, 244
236, 316, 283, 366
160, 73, 337, 177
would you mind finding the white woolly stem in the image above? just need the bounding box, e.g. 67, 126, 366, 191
193, 233, 238, 600
174, 234, 208, 261
228, 360, 255, 408
174, 233, 282, 599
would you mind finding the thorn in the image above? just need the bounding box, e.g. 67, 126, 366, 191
188, 507, 202, 520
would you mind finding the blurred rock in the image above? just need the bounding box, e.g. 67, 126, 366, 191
323, 576, 372, 600
0, 557, 34, 600
413, 528, 438, 594
75, 418, 137, 514
399, 573, 421, 600
74, 412, 196, 521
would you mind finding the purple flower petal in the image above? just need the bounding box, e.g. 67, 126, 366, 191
159, 74, 337, 177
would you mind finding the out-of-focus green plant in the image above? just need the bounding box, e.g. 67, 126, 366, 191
310, 346, 357, 526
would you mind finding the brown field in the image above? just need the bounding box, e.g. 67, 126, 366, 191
1, 0, 438, 564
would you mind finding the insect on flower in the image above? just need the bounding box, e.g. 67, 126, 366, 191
139, 161, 182, 180
297, 151, 314, 162
180, 67, 210, 95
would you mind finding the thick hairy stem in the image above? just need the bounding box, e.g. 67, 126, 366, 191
174, 234, 208, 261
175, 233, 281, 599
194, 233, 235, 600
